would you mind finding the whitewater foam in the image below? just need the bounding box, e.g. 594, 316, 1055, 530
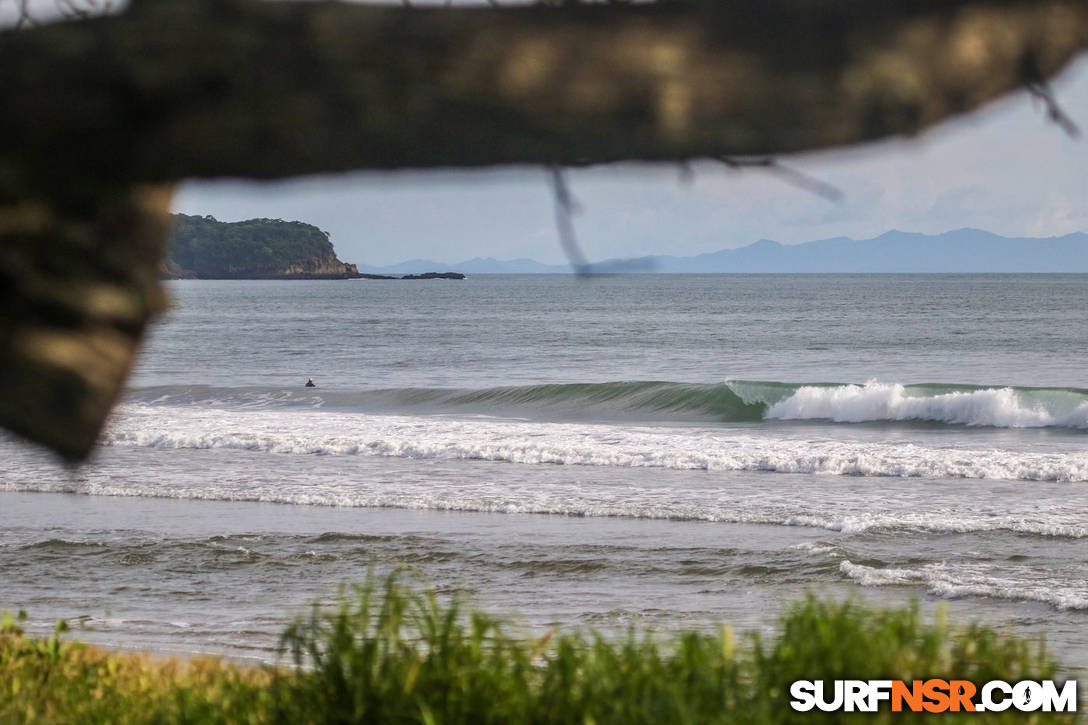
766, 382, 1088, 428
8, 470, 1084, 539
101, 402, 1088, 482
840, 560, 1088, 610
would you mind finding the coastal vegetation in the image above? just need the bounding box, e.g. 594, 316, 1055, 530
164, 214, 361, 279
0, 578, 1069, 724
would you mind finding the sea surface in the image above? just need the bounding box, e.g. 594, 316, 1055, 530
1, 275, 1086, 670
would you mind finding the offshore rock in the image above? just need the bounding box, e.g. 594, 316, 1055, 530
400, 272, 466, 280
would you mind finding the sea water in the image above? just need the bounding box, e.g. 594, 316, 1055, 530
1, 275, 1086, 668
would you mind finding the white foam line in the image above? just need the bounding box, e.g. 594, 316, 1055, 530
103, 403, 1088, 483
840, 560, 1088, 610
767, 381, 1088, 428
4, 476, 1084, 538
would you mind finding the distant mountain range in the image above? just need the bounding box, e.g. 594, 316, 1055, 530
359, 229, 1088, 274
359, 257, 567, 275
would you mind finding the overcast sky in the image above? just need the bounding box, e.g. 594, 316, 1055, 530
174, 54, 1088, 267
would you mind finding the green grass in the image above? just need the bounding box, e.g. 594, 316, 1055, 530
0, 575, 1075, 724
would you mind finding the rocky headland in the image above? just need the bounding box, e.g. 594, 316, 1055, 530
163, 215, 466, 280
164, 214, 360, 279
161, 213, 463, 277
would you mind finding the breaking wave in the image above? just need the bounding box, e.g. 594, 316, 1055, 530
126, 379, 1088, 430
764, 381, 1088, 428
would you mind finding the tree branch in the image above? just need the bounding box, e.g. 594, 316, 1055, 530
1, 0, 1086, 195
0, 184, 173, 461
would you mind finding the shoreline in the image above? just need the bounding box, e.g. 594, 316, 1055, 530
2, 476, 1086, 674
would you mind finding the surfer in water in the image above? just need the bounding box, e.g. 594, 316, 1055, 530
305, 378, 316, 388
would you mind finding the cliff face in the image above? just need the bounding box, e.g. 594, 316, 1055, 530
164, 214, 361, 279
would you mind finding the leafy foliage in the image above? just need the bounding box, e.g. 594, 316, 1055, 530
0, 577, 1072, 724
165, 214, 355, 278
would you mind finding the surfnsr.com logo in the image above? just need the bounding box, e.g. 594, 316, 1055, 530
790, 679, 1077, 713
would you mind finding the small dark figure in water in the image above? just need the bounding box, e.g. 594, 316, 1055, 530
305, 378, 316, 388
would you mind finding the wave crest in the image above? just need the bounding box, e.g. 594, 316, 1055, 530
126, 380, 1088, 430
766, 382, 1088, 428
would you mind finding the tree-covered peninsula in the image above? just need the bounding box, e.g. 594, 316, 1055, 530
163, 214, 362, 279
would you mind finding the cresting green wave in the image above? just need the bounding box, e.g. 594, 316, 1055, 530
441, 379, 1088, 424
441, 381, 769, 421
442, 379, 1088, 428
128, 380, 1088, 428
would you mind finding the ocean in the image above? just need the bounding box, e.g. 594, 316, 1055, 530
1, 275, 1086, 669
